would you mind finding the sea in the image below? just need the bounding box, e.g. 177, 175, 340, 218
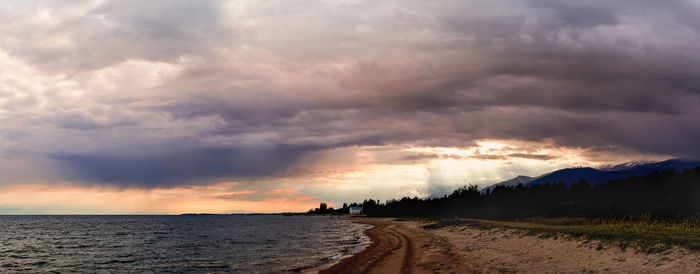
0, 215, 371, 273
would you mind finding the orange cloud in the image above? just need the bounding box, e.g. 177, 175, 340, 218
267, 188, 296, 194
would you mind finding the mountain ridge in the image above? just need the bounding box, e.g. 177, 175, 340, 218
480, 158, 700, 192
481, 175, 536, 193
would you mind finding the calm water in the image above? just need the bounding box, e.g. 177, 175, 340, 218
0, 215, 370, 273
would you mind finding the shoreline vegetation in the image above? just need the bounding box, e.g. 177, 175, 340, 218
356, 167, 700, 220
422, 216, 699, 253
307, 167, 700, 252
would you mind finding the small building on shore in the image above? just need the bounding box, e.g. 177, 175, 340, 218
349, 206, 363, 215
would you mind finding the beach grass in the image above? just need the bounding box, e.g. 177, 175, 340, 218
422, 216, 700, 253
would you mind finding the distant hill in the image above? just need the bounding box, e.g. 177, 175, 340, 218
526, 167, 603, 187
366, 162, 700, 219
481, 175, 535, 193
597, 161, 655, 171
525, 158, 700, 187
479, 158, 700, 191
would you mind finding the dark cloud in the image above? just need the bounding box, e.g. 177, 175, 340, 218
394, 150, 556, 163
3, 0, 700, 189
49, 110, 140, 130
398, 154, 441, 162
534, 1, 619, 28
214, 188, 305, 202
50, 146, 312, 187
470, 155, 507, 161
507, 153, 557, 161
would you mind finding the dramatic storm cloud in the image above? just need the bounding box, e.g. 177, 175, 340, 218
1, 0, 699, 212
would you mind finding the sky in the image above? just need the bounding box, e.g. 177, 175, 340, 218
1, 0, 699, 214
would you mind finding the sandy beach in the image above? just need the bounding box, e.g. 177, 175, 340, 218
319, 217, 470, 273
321, 218, 700, 273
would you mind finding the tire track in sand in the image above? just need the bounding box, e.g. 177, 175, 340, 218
319, 218, 430, 274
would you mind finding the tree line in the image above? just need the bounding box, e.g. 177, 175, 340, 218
307, 201, 376, 214
321, 167, 700, 219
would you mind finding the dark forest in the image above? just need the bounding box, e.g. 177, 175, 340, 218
320, 167, 700, 220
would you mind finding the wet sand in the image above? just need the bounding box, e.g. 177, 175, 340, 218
320, 218, 700, 273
